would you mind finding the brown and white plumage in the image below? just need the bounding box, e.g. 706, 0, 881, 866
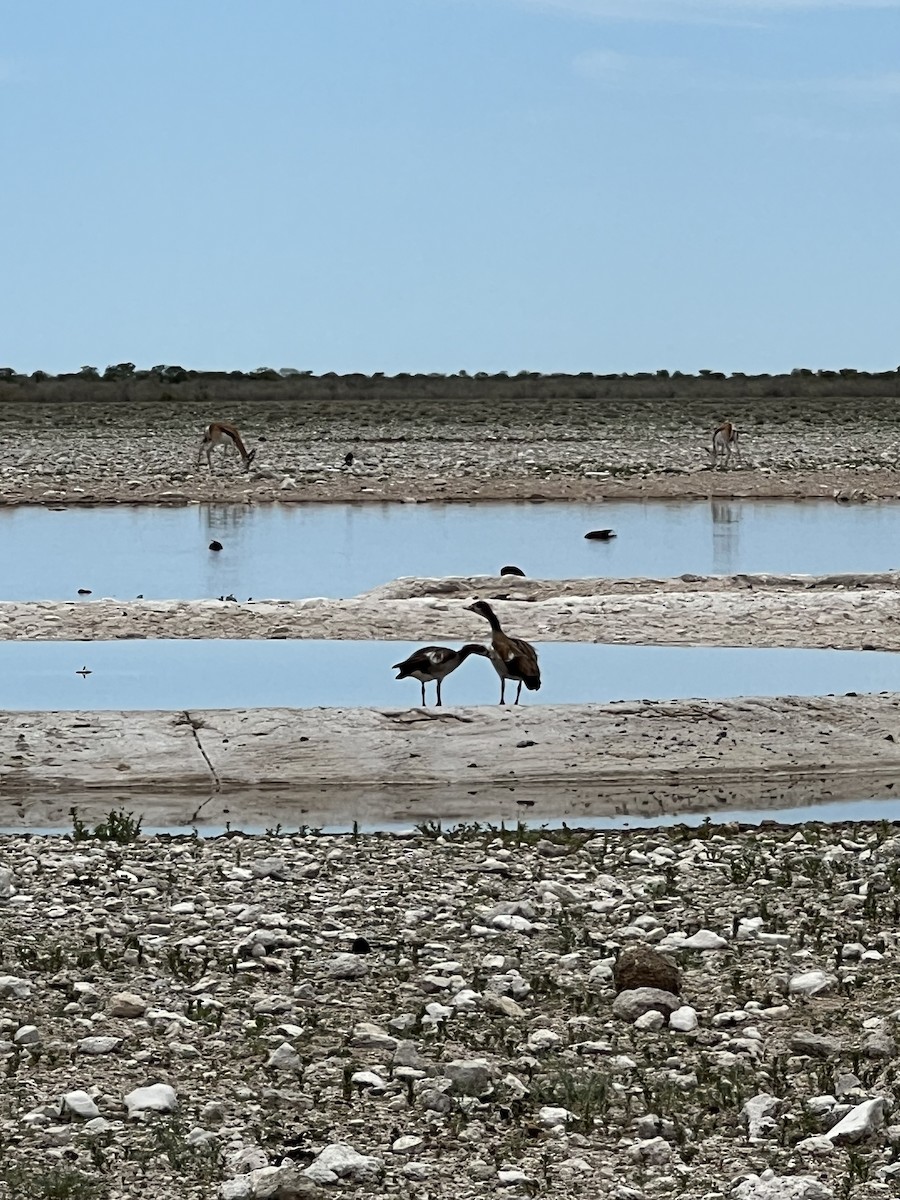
197, 421, 257, 471
465, 600, 541, 705
392, 643, 489, 706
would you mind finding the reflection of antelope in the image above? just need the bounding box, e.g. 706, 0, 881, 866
711, 421, 741, 468
197, 422, 257, 471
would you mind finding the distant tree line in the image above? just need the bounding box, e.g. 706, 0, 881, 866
0, 363, 898, 405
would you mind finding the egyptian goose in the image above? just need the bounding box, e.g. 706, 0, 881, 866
465, 600, 541, 705
392, 643, 489, 706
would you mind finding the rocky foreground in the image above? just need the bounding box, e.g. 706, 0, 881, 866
1, 819, 899, 1199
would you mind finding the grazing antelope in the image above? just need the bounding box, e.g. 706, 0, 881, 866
465, 600, 541, 705
392, 643, 490, 706
197, 422, 257, 471
711, 421, 741, 468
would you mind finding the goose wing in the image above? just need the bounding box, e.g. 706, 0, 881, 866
496, 635, 541, 689
393, 645, 457, 676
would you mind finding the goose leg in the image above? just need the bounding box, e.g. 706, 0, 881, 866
436, 679, 443, 707
515, 681, 523, 705
499, 678, 506, 706
420, 681, 426, 706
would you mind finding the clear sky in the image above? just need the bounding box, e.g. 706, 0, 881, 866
2, 0, 898, 376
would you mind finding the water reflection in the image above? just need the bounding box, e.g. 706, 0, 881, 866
3, 771, 899, 835
2, 498, 900, 602
710, 500, 740, 574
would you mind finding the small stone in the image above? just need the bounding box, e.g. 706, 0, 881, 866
612, 988, 681, 1021
60, 1091, 101, 1120
0, 867, 13, 901
77, 1036, 122, 1055
741, 1094, 779, 1141
444, 1058, 497, 1096
789, 970, 838, 997
304, 1144, 383, 1184
266, 1043, 302, 1074
680, 929, 728, 951
627, 1136, 671, 1164
735, 1175, 833, 1200
538, 1106, 572, 1128
634, 1009, 665, 1031
391, 1135, 423, 1153
124, 1083, 178, 1116
0, 976, 30, 1000
790, 1033, 841, 1059
326, 954, 369, 980
108, 992, 147, 1018
669, 1006, 698, 1032
13, 1025, 40, 1046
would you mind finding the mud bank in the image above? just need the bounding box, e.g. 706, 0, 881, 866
2, 572, 900, 651
3, 694, 900, 804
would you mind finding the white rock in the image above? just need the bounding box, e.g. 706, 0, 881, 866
0, 976, 30, 1000
391, 1135, 423, 1153
826, 1097, 885, 1143
108, 991, 147, 1018
789, 970, 838, 997
795, 1135, 835, 1156
498, 1168, 532, 1184
741, 1093, 779, 1141
14, 1025, 40, 1046
351, 1070, 386, 1091
77, 1036, 122, 1055
681, 929, 728, 951
60, 1091, 100, 1120
124, 1083, 178, 1116
0, 867, 13, 900
349, 1023, 398, 1052
266, 1042, 301, 1073
669, 1006, 698, 1032
635, 1010, 665, 1031
735, 1174, 833, 1200
305, 1143, 383, 1184
538, 1106, 572, 1128
627, 1136, 671, 1164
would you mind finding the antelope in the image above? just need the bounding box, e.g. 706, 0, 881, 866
711, 421, 741, 468
392, 643, 490, 706
197, 422, 257, 471
465, 600, 541, 705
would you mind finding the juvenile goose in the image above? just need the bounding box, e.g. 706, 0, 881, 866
465, 600, 541, 705
392, 643, 489, 707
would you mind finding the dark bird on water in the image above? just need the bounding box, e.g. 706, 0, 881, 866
392, 643, 490, 707
499, 565, 526, 577
584, 529, 617, 541
465, 600, 541, 706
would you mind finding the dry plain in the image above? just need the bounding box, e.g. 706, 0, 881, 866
1, 384, 900, 1199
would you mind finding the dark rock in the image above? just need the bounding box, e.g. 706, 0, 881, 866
500, 565, 526, 577
614, 946, 681, 996
350, 936, 371, 955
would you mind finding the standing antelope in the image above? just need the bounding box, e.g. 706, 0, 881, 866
711, 421, 741, 468
197, 422, 257, 471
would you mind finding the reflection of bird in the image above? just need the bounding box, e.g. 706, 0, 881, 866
392, 644, 489, 707
465, 600, 541, 706
76, 666, 92, 678
344, 452, 354, 467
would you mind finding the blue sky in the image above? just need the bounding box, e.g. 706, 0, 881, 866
2, 0, 898, 376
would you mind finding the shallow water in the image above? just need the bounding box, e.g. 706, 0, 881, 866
4, 499, 900, 601
0, 639, 896, 710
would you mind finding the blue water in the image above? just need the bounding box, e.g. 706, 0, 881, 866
2, 499, 900, 601
0, 639, 896, 711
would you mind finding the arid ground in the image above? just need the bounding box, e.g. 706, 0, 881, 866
2, 380, 900, 1199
